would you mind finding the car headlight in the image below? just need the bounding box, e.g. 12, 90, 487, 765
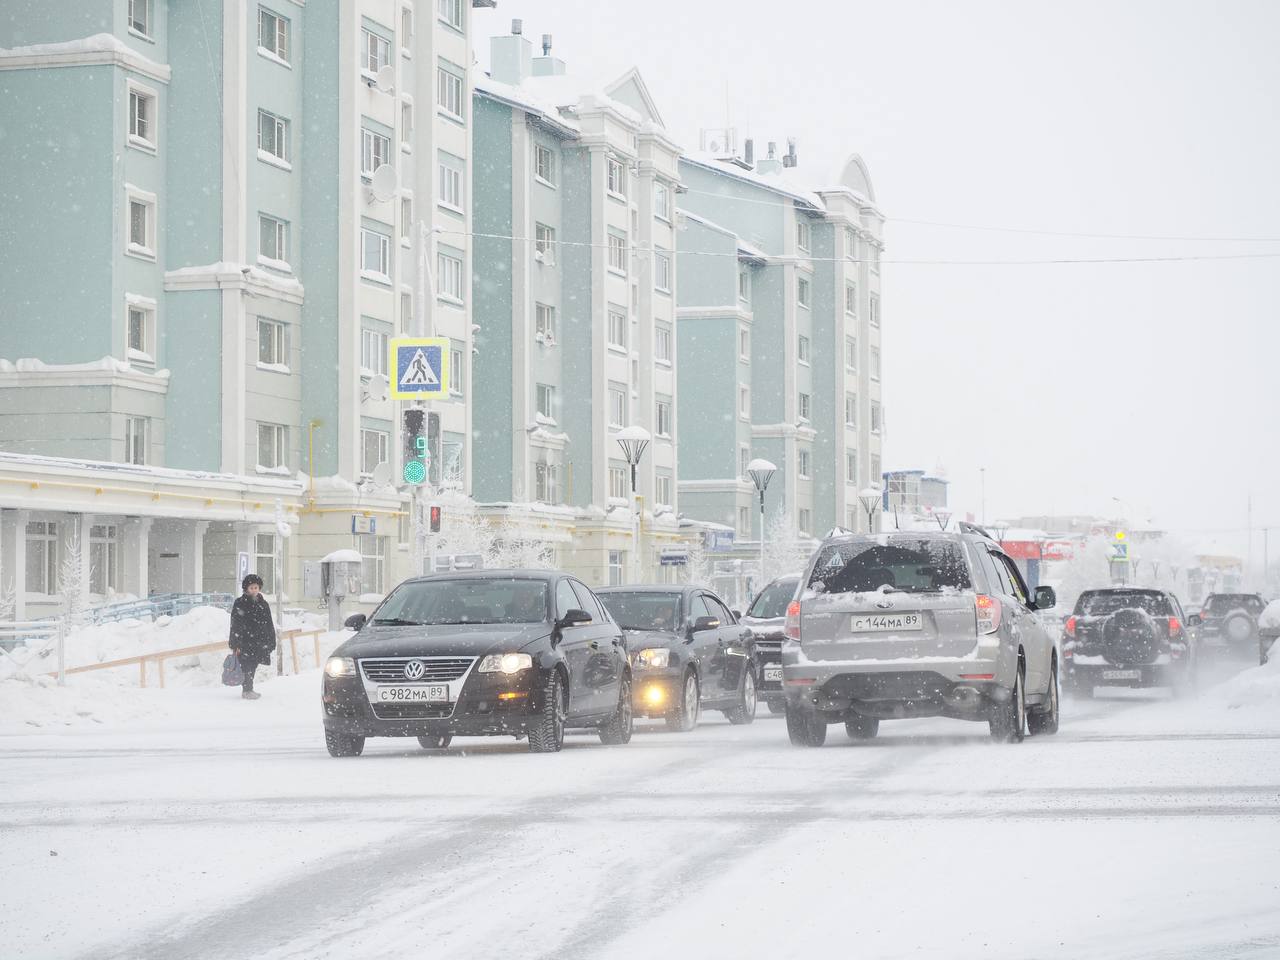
479, 653, 534, 674
325, 657, 356, 678
635, 648, 670, 668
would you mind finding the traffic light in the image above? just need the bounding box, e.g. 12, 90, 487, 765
429, 504, 442, 533
401, 408, 440, 486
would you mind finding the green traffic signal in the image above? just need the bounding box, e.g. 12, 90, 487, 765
403, 460, 426, 484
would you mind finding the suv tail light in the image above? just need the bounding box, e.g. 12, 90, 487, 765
1064, 615, 1077, 637
1168, 616, 1182, 636
784, 600, 801, 640
976, 595, 1001, 635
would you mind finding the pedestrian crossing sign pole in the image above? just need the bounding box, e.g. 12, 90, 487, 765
389, 337, 450, 400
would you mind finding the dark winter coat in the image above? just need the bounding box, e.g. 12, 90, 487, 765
229, 594, 277, 666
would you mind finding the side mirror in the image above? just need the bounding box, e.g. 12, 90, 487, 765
730, 609, 742, 622
689, 616, 721, 635
344, 613, 367, 631
1187, 613, 1202, 627
1032, 586, 1056, 611
557, 608, 593, 628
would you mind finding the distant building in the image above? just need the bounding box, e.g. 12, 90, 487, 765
882, 469, 948, 516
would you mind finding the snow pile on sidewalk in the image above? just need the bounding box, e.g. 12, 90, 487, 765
1205, 652, 1280, 711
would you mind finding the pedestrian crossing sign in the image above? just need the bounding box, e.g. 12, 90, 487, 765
389, 337, 450, 400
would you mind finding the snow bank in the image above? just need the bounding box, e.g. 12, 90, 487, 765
1204, 653, 1280, 711
1259, 598, 1280, 631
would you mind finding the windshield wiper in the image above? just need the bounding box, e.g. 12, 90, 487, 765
371, 618, 425, 626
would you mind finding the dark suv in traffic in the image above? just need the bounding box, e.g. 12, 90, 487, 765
740, 575, 800, 714
1062, 588, 1195, 697
322, 571, 633, 756
1189, 593, 1266, 659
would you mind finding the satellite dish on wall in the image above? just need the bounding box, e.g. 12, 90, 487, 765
367, 373, 389, 401
375, 64, 396, 94
369, 164, 397, 202
371, 462, 393, 486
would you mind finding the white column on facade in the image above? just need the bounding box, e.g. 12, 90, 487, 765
510, 115, 532, 500
219, 0, 249, 475
0, 509, 30, 620
336, 3, 360, 482
179, 521, 211, 595
121, 517, 153, 600
587, 143, 610, 508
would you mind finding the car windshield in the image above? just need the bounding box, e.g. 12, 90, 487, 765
807, 538, 972, 594
371, 578, 549, 625
1077, 591, 1173, 617
597, 592, 681, 632
1204, 594, 1264, 615
748, 579, 800, 618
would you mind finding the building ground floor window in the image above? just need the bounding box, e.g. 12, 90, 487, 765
25, 520, 59, 595
254, 532, 276, 594
358, 534, 387, 595
608, 550, 625, 586
89, 523, 120, 595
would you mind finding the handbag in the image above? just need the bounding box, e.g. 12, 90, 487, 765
221, 652, 245, 686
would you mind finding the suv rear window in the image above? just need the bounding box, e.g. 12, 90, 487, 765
747, 578, 800, 618
1076, 591, 1173, 617
807, 538, 972, 595
1203, 594, 1264, 615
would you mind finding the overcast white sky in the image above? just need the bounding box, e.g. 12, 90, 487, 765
476, 1, 1280, 561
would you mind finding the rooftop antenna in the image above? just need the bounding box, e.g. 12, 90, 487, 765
542, 34, 552, 56
511, 18, 522, 35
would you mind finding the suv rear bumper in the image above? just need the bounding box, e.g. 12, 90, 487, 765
1065, 659, 1186, 689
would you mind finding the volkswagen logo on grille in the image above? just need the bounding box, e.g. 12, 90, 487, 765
874, 598, 894, 609
403, 659, 427, 681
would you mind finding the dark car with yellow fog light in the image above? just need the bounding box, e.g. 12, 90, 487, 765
322, 571, 632, 756
596, 585, 757, 731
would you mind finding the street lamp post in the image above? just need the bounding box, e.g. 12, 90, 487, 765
990, 521, 1010, 546
858, 486, 882, 534
615, 426, 651, 583
746, 459, 777, 589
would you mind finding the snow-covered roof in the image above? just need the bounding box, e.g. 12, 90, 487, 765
0, 32, 170, 83
0, 450, 301, 491
0, 356, 170, 379
681, 152, 827, 211
474, 73, 581, 136
321, 549, 363, 565
678, 209, 770, 262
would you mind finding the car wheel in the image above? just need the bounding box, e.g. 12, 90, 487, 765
844, 714, 879, 740
767, 701, 786, 715
665, 671, 700, 732
416, 734, 452, 750
325, 729, 365, 758
1027, 659, 1059, 736
989, 661, 1026, 743
785, 702, 827, 747
598, 676, 634, 745
1225, 613, 1255, 644
724, 665, 757, 725
528, 670, 567, 754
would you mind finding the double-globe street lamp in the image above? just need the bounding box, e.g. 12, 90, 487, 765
858, 486, 883, 533
746, 459, 777, 590
615, 426, 651, 583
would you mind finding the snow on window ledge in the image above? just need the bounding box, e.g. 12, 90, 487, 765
435, 293, 463, 307
256, 464, 291, 476
257, 255, 293, 274
256, 361, 291, 375
256, 149, 292, 172
256, 46, 291, 69
127, 348, 154, 365
361, 269, 392, 286
127, 27, 155, 44
126, 243, 156, 261
127, 134, 156, 154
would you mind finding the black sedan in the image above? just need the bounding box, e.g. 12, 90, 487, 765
740, 575, 801, 714
596, 585, 756, 731
322, 571, 632, 756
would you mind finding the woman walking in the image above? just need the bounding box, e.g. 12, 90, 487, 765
229, 574, 277, 700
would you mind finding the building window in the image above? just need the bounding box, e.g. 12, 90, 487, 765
870, 295, 881, 327
128, 0, 152, 37
845, 335, 857, 370
654, 250, 671, 293
258, 7, 290, 62
871, 346, 881, 380
535, 144, 556, 185
608, 308, 627, 350
798, 392, 811, 422
534, 460, 559, 503
361, 228, 390, 281
437, 63, 465, 120
357, 534, 387, 594
401, 6, 414, 47
258, 318, 287, 368
654, 182, 671, 221
797, 276, 811, 308
797, 334, 810, 365
799, 509, 811, 536
847, 451, 858, 484
738, 267, 750, 302
798, 448, 811, 479
845, 282, 857, 316
361, 428, 390, 476
438, 154, 463, 211
535, 222, 556, 264
128, 87, 155, 148
401, 101, 414, 144
257, 422, 286, 470
655, 323, 672, 363
536, 383, 555, 420
608, 232, 627, 274
25, 521, 58, 595
361, 327, 389, 377
796, 219, 811, 252
400, 196, 412, 240
845, 226, 856, 259
738, 507, 750, 536
656, 473, 672, 507
124, 416, 149, 465
845, 392, 857, 427
127, 196, 154, 257
739, 445, 751, 478
438, 0, 464, 31
437, 251, 463, 302
871, 401, 883, 433
608, 551, 625, 585
608, 384, 626, 429
607, 157, 627, 197
871, 454, 881, 480
450, 346, 464, 396
89, 524, 120, 596
400, 290, 413, 331
362, 127, 390, 176
535, 303, 556, 342
655, 398, 672, 438
260, 214, 289, 266
608, 465, 628, 500
127, 302, 153, 359
872, 244, 881, 273
363, 28, 392, 74
257, 109, 289, 165
739, 327, 750, 362
739, 385, 750, 419
253, 532, 276, 594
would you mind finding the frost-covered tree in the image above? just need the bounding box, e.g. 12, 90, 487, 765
680, 533, 715, 588
762, 509, 816, 584
59, 523, 90, 621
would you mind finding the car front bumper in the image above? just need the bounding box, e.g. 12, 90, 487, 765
631, 667, 682, 717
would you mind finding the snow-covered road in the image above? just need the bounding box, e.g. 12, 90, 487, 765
3, 662, 1279, 960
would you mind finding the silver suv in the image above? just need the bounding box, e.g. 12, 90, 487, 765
781, 526, 1060, 746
